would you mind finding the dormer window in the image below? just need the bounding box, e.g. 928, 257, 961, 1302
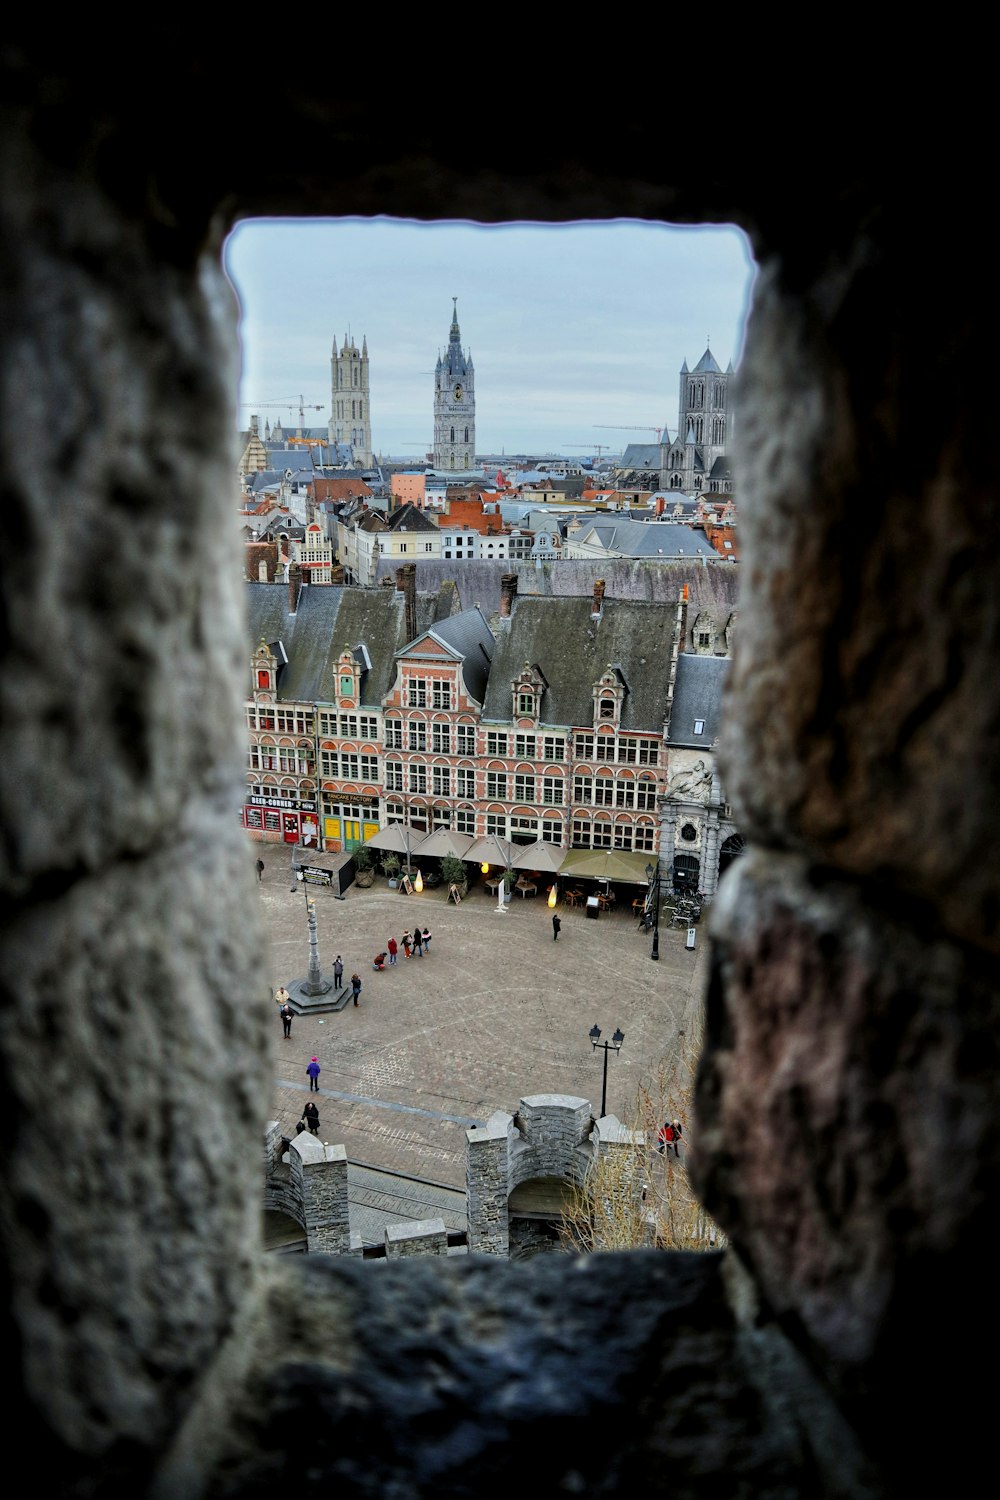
694, 719, 706, 735
257, 670, 270, 689
599, 698, 616, 719
517, 692, 535, 717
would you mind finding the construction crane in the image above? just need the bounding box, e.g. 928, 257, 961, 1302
564, 443, 615, 459
241, 395, 326, 437
594, 425, 668, 441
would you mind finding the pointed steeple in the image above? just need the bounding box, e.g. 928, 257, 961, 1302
362, 335, 368, 357
450, 297, 461, 344
331, 334, 338, 356
680, 358, 689, 373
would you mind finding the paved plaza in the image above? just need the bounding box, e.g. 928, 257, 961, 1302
259, 844, 708, 1192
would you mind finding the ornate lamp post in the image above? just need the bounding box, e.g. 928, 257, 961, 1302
645, 861, 660, 961
589, 1024, 625, 1118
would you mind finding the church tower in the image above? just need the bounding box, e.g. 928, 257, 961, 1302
660, 346, 735, 494
433, 299, 475, 471
329, 332, 373, 467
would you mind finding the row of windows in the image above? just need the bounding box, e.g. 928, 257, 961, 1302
486, 732, 565, 759
485, 773, 565, 804
570, 818, 655, 851
386, 802, 477, 837
320, 752, 379, 781
247, 708, 314, 734
574, 734, 661, 764
248, 747, 314, 773
385, 721, 476, 753
685, 381, 726, 411
572, 775, 658, 809
318, 712, 379, 738
406, 679, 452, 709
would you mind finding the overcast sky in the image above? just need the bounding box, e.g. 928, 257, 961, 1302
224, 218, 756, 459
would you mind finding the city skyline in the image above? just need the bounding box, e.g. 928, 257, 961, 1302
225, 217, 755, 459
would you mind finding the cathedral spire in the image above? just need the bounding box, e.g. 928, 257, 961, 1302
450, 297, 461, 343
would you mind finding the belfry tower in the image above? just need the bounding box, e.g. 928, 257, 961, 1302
329, 332, 373, 467
433, 299, 475, 471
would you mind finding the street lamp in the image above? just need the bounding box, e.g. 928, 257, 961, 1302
645, 861, 660, 961
589, 1024, 625, 1118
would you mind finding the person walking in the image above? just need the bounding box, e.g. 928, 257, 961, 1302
280, 1002, 293, 1039
274, 984, 290, 1010
255, 857, 264, 883
402, 931, 412, 959
670, 1119, 683, 1158
552, 914, 561, 941
412, 927, 423, 958
306, 1057, 321, 1092
351, 973, 362, 1007
302, 1101, 320, 1136
387, 936, 398, 966
421, 926, 432, 952
333, 955, 344, 990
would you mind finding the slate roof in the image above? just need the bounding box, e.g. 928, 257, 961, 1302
692, 348, 723, 374
666, 654, 730, 747
385, 503, 438, 534
620, 442, 663, 468
481, 596, 679, 730
370, 557, 740, 616
245, 584, 450, 706
573, 517, 718, 559
403, 607, 495, 705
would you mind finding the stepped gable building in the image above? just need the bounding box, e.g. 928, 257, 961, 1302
433, 299, 475, 470
382, 601, 495, 837
329, 331, 373, 467
479, 578, 677, 862
244, 570, 451, 849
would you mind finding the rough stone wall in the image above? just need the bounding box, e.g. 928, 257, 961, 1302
0, 50, 995, 1500
385, 1218, 448, 1258
287, 1137, 350, 1255
508, 1095, 594, 1189
466, 1111, 513, 1256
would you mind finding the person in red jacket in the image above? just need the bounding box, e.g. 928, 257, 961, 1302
387, 936, 399, 965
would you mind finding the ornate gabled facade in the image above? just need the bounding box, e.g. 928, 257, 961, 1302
382, 606, 495, 837
480, 580, 673, 864
329, 332, 373, 467
246, 616, 320, 847
433, 299, 475, 471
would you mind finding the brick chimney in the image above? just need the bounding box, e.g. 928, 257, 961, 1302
288, 562, 302, 615
592, 578, 606, 619
499, 573, 517, 627
396, 563, 417, 643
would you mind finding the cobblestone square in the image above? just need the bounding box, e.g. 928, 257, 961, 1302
259, 845, 707, 1187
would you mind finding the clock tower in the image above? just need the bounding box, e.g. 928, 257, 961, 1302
433, 299, 475, 471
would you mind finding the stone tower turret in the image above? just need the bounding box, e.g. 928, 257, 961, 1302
329, 330, 373, 466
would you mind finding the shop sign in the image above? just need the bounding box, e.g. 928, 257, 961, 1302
249, 796, 317, 812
